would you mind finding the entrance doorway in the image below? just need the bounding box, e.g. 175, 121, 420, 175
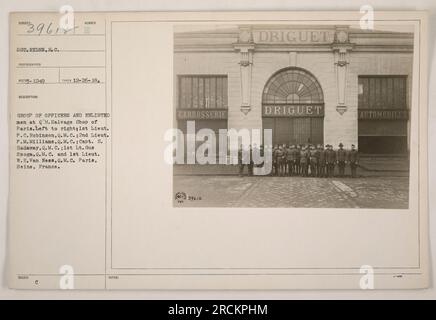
263, 118, 323, 146
357, 76, 408, 154
262, 67, 325, 146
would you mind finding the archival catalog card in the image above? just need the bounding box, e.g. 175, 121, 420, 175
8, 11, 429, 289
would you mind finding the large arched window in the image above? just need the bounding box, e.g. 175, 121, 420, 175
262, 67, 324, 146
262, 68, 324, 104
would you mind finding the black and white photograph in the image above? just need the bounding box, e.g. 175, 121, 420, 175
2, 7, 431, 294
172, 24, 413, 209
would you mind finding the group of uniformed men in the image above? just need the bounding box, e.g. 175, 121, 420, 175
238, 143, 360, 178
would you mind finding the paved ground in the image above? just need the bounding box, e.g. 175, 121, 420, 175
173, 156, 410, 177
173, 176, 409, 209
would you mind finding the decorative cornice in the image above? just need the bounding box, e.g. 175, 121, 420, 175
174, 43, 413, 54
174, 25, 413, 53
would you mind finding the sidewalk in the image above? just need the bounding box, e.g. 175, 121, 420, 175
173, 156, 410, 177
173, 175, 409, 208
358, 155, 409, 172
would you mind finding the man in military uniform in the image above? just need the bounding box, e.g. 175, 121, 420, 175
258, 144, 265, 171
249, 144, 259, 176
300, 145, 309, 177
276, 145, 286, 176
295, 144, 301, 175
238, 144, 248, 177
281, 144, 288, 176
348, 144, 359, 178
308, 145, 318, 177
336, 142, 347, 177
285, 144, 293, 176
317, 144, 326, 177
272, 144, 278, 176
325, 144, 335, 177
291, 144, 299, 176
264, 144, 273, 176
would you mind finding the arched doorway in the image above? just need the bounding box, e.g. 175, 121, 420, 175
262, 67, 324, 146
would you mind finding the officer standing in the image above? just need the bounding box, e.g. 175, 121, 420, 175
249, 144, 259, 176
325, 144, 335, 177
317, 144, 326, 177
265, 144, 273, 176
300, 145, 309, 177
272, 144, 279, 176
285, 144, 293, 176
292, 144, 299, 176
276, 145, 285, 176
348, 144, 359, 178
282, 143, 288, 175
309, 145, 318, 177
238, 144, 247, 177
291, 144, 299, 176
258, 144, 265, 171
336, 142, 347, 177
295, 144, 301, 175
281, 144, 288, 176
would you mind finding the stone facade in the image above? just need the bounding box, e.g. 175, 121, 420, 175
174, 25, 413, 151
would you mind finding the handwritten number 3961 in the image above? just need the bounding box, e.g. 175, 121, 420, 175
26, 22, 77, 35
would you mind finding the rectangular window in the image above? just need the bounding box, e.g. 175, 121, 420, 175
178, 75, 228, 109
358, 76, 407, 110
358, 75, 408, 154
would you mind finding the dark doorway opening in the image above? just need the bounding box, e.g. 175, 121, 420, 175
358, 136, 407, 154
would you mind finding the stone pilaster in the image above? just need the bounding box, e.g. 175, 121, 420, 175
331, 27, 354, 116
234, 26, 255, 116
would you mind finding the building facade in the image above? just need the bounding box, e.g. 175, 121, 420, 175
174, 25, 413, 154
